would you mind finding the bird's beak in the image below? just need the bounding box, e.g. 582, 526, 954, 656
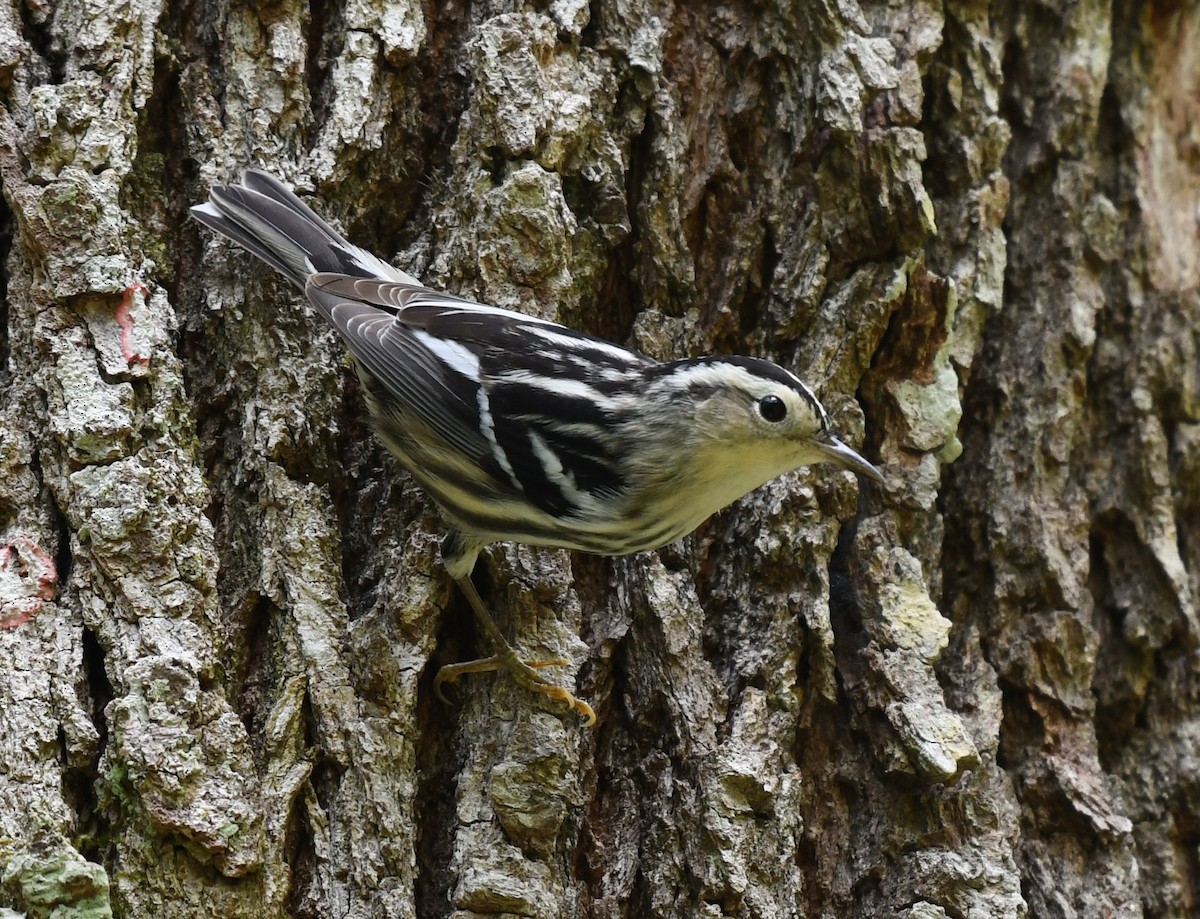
814, 433, 885, 485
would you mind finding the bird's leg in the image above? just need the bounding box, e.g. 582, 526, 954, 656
435, 574, 596, 725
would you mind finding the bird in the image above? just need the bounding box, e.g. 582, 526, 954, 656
192, 170, 884, 726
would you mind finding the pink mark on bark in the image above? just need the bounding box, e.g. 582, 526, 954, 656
116, 282, 151, 365
0, 536, 58, 629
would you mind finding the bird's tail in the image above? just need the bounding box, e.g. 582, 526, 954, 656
190, 170, 417, 289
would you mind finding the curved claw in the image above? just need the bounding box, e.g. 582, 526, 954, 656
435, 654, 502, 704
537, 687, 595, 726
516, 677, 597, 726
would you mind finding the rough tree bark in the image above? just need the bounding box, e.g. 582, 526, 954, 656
0, 0, 1196, 916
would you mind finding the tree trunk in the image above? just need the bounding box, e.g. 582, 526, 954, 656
1, 0, 1196, 916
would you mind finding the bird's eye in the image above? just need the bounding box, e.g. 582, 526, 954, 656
758, 394, 787, 423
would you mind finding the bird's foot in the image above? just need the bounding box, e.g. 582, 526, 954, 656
434, 654, 596, 726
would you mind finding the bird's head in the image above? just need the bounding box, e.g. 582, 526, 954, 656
658, 356, 884, 490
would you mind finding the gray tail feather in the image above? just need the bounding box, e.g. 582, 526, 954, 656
191, 170, 411, 289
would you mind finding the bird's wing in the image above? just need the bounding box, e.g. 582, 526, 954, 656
306, 273, 652, 518
305, 275, 501, 471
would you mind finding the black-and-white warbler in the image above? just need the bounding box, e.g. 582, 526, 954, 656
192, 170, 883, 725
